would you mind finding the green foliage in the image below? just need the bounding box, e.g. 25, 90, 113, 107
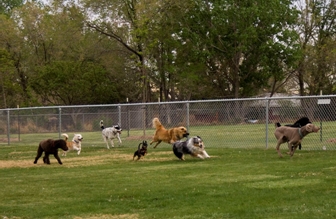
1, 0, 336, 106
30, 61, 121, 105
175, 0, 301, 98
0, 0, 24, 15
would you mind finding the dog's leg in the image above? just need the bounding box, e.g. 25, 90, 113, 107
202, 151, 210, 158
117, 133, 122, 146
276, 141, 283, 158
103, 135, 110, 149
109, 138, 115, 148
196, 154, 205, 159
34, 147, 43, 164
53, 153, 63, 165
106, 140, 110, 149
44, 153, 51, 164
152, 140, 162, 148
289, 144, 298, 157
73, 146, 81, 155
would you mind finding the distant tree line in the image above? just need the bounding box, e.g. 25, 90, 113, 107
0, 0, 336, 108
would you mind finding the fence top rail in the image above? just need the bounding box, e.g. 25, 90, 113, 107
0, 94, 334, 111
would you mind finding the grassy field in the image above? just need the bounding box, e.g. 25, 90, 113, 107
1, 140, 336, 218
1, 125, 336, 218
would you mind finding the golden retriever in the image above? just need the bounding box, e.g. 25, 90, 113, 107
150, 117, 189, 148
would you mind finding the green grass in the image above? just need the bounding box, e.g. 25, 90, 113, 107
1, 123, 336, 218
1, 139, 336, 218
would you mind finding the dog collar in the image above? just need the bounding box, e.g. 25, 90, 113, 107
73, 140, 79, 143
298, 128, 303, 139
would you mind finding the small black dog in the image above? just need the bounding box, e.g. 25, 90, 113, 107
133, 141, 148, 160
276, 117, 312, 150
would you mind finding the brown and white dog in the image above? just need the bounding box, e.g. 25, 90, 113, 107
172, 136, 210, 160
34, 139, 68, 165
274, 123, 320, 157
150, 117, 189, 148
61, 133, 83, 156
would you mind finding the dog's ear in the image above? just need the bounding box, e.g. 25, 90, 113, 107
306, 124, 313, 132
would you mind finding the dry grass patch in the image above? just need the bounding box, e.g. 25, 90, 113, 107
0, 160, 35, 168
73, 214, 139, 219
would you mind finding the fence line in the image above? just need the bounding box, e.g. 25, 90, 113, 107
1, 95, 335, 150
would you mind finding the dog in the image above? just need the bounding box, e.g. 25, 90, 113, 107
61, 133, 83, 156
133, 141, 148, 160
172, 136, 210, 160
276, 117, 312, 150
274, 123, 320, 157
33, 139, 68, 165
100, 120, 122, 149
150, 117, 189, 148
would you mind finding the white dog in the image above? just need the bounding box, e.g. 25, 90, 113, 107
100, 120, 122, 149
61, 133, 83, 156
172, 136, 210, 160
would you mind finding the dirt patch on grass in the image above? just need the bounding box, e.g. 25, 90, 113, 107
74, 214, 139, 219
0, 160, 35, 168
0, 138, 19, 142
126, 135, 152, 140
0, 150, 177, 168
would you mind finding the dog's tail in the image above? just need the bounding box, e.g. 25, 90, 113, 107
152, 117, 162, 129
100, 120, 105, 130
61, 133, 69, 141
275, 122, 281, 128
137, 142, 143, 153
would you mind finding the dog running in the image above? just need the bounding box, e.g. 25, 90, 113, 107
276, 117, 312, 150
100, 120, 122, 149
150, 117, 189, 148
34, 138, 68, 165
133, 140, 148, 160
172, 136, 210, 160
61, 133, 83, 156
274, 123, 320, 157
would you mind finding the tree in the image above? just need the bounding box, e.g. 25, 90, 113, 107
296, 0, 336, 95
174, 0, 301, 98
12, 1, 129, 105
84, 0, 153, 102
0, 0, 24, 16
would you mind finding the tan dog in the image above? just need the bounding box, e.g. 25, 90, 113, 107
150, 117, 189, 148
274, 123, 320, 157
61, 133, 83, 156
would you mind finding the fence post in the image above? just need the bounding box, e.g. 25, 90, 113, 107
58, 107, 62, 138
118, 105, 121, 125
265, 98, 269, 149
186, 102, 190, 131
7, 109, 10, 145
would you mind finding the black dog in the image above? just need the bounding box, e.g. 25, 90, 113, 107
276, 117, 312, 150
133, 141, 148, 160
34, 139, 68, 165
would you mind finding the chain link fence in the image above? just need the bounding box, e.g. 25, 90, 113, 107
1, 95, 336, 150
